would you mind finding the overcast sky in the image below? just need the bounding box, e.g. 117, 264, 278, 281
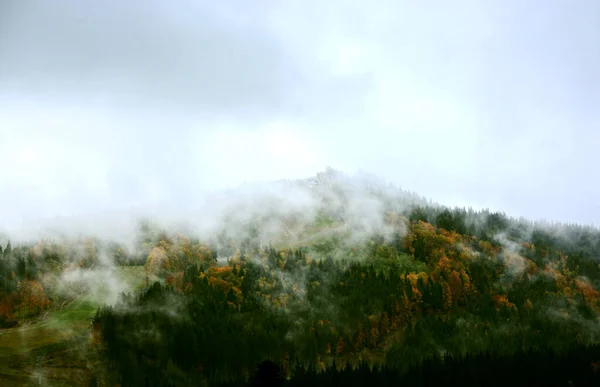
1, 0, 599, 231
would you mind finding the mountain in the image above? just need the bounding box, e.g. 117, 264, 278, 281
1, 169, 600, 386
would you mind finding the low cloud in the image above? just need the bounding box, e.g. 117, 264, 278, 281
494, 232, 527, 277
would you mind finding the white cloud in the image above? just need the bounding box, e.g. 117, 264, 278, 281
1, 0, 600, 229
192, 120, 326, 189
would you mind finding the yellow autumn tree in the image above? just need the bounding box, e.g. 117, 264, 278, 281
405, 221, 455, 263
459, 269, 473, 297
145, 246, 170, 278
493, 295, 517, 312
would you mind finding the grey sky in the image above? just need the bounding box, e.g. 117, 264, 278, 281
1, 0, 599, 231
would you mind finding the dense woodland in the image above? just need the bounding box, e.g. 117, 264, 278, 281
2, 170, 600, 385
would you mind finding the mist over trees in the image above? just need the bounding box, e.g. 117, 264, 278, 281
2, 169, 600, 385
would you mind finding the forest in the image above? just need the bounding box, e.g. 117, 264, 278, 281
1, 169, 600, 386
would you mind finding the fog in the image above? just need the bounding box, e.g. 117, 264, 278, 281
2, 0, 600, 236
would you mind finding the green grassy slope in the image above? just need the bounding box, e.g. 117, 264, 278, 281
0, 265, 145, 386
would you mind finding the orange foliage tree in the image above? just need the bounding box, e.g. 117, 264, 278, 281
0, 291, 18, 323
16, 280, 50, 317
448, 270, 464, 304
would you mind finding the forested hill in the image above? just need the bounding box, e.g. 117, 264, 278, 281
1, 169, 600, 386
